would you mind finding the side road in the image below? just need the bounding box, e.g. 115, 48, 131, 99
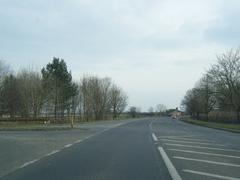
0, 119, 136, 178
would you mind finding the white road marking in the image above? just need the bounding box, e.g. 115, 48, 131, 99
14, 120, 133, 172
149, 120, 155, 131
75, 139, 82, 143
160, 137, 215, 143
174, 156, 240, 167
113, 123, 124, 128
183, 169, 240, 180
152, 133, 158, 141
169, 149, 240, 159
159, 139, 225, 146
158, 135, 196, 138
20, 159, 39, 168
158, 147, 182, 180
45, 150, 60, 157
165, 143, 240, 152
64, 144, 73, 148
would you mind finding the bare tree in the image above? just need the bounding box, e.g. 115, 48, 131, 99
17, 70, 44, 118
148, 107, 154, 115
109, 85, 128, 120
0, 60, 10, 116
0, 74, 21, 117
80, 76, 93, 121
129, 106, 137, 118
181, 88, 202, 119
195, 75, 216, 119
0, 59, 128, 123
156, 104, 167, 116
90, 77, 111, 120
0, 61, 10, 83
208, 48, 240, 121
80, 76, 115, 121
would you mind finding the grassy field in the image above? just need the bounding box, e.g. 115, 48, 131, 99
181, 116, 240, 133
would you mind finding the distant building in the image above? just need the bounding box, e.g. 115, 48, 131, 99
168, 108, 183, 119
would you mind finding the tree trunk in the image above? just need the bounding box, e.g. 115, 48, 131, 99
237, 110, 240, 123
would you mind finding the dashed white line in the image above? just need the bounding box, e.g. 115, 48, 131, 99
168, 149, 240, 159
114, 123, 124, 127
64, 144, 73, 148
14, 120, 135, 172
74, 139, 82, 143
20, 159, 39, 168
149, 120, 155, 131
45, 150, 60, 157
152, 133, 158, 142
158, 147, 182, 180
174, 156, 240, 167
159, 139, 225, 146
165, 143, 240, 152
183, 169, 240, 180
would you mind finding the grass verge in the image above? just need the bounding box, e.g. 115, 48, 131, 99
0, 116, 137, 131
180, 116, 240, 133
0, 122, 75, 131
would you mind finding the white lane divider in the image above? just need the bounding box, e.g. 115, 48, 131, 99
152, 133, 158, 142
45, 150, 61, 157
183, 169, 240, 180
149, 121, 155, 131
159, 139, 225, 146
16, 120, 133, 171
165, 143, 240, 152
20, 159, 39, 168
158, 147, 182, 180
64, 144, 73, 148
174, 156, 240, 167
74, 139, 82, 144
169, 149, 240, 159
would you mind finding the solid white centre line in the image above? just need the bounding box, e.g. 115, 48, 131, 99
174, 156, 240, 167
152, 133, 158, 142
159, 139, 224, 146
165, 143, 240, 152
168, 149, 240, 159
183, 169, 240, 180
158, 147, 182, 180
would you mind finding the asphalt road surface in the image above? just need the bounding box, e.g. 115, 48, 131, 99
1, 117, 240, 180
0, 119, 133, 178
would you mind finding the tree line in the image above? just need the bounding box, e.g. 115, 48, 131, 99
0, 58, 128, 122
182, 48, 240, 123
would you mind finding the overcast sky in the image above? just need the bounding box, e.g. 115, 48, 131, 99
0, 0, 239, 111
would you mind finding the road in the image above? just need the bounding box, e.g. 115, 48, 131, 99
1, 117, 240, 180
151, 117, 240, 180
0, 119, 134, 177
